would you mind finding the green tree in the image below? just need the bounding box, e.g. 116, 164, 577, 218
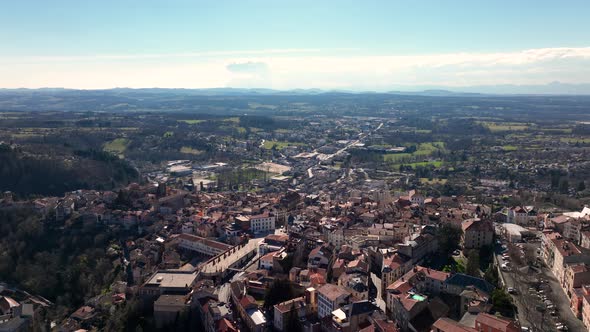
436, 223, 463, 257
285, 303, 302, 332
466, 250, 480, 277
491, 289, 515, 317
484, 263, 499, 287
559, 179, 569, 194
264, 279, 295, 312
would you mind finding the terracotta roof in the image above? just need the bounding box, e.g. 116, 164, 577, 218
432, 318, 477, 332
475, 313, 516, 331
318, 283, 350, 302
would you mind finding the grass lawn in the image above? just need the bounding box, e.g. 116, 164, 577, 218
384, 142, 445, 162
420, 178, 447, 185
103, 138, 129, 154
502, 145, 518, 151
163, 131, 174, 138
180, 147, 203, 155
560, 137, 590, 144
478, 121, 530, 132
177, 119, 205, 124
262, 140, 306, 150
223, 117, 240, 123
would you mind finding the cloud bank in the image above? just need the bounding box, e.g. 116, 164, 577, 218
2, 47, 590, 91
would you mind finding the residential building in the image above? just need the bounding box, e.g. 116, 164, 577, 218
474, 313, 519, 332
177, 233, 232, 256
317, 284, 351, 318
273, 297, 306, 332
462, 219, 494, 250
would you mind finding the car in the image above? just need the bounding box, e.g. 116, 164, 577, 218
547, 305, 555, 310
508, 287, 517, 294
520, 327, 530, 332
557, 326, 568, 331
550, 310, 558, 316
453, 249, 461, 255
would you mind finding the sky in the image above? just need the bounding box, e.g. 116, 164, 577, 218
1, 0, 590, 91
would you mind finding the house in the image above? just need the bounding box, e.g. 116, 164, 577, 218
230, 280, 267, 332
153, 295, 188, 328
542, 234, 590, 285
386, 267, 449, 331
431, 317, 477, 332
140, 270, 198, 298
317, 284, 352, 318
381, 253, 412, 300
474, 313, 519, 332
506, 206, 536, 226
273, 297, 307, 332
564, 263, 590, 298
177, 234, 232, 256
329, 301, 378, 332
461, 219, 494, 250
250, 211, 276, 234
259, 252, 275, 270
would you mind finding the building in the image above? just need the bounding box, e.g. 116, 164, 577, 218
140, 270, 198, 298
317, 284, 352, 318
250, 211, 276, 234
431, 318, 477, 332
381, 253, 412, 300
542, 233, 590, 285
386, 266, 449, 331
564, 263, 590, 298
462, 219, 494, 250
177, 233, 233, 256
153, 295, 188, 328
474, 313, 519, 332
506, 206, 536, 226
273, 297, 307, 332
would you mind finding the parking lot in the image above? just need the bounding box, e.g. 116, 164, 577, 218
496, 239, 586, 331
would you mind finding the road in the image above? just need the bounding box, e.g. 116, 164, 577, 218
305, 122, 383, 180
496, 246, 586, 331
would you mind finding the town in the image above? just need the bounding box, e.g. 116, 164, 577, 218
1, 91, 590, 332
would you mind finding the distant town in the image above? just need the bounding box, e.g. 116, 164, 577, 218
1, 90, 590, 332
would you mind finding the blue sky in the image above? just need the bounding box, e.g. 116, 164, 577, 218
2, 0, 590, 90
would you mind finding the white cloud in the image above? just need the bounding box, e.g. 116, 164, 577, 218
1, 47, 590, 89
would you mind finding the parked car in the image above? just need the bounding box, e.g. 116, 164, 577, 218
508, 287, 517, 294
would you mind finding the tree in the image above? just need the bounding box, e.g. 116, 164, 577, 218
285, 303, 302, 332
484, 263, 499, 287
264, 279, 295, 312
491, 289, 515, 317
559, 179, 569, 194
578, 181, 586, 192
436, 223, 463, 257
466, 250, 481, 277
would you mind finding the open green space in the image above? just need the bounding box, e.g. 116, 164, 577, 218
262, 140, 306, 150
103, 138, 130, 154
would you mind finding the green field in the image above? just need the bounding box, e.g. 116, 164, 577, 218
180, 147, 203, 155
561, 137, 590, 144
163, 131, 174, 138
103, 138, 130, 154
383, 142, 445, 162
177, 119, 205, 124
502, 145, 518, 151
420, 178, 448, 185
262, 140, 306, 150
478, 121, 530, 132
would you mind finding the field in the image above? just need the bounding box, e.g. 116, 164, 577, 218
262, 140, 306, 150
180, 147, 203, 155
560, 137, 590, 144
177, 119, 205, 124
502, 145, 518, 151
103, 138, 130, 154
420, 178, 448, 185
383, 142, 445, 162
478, 121, 530, 132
